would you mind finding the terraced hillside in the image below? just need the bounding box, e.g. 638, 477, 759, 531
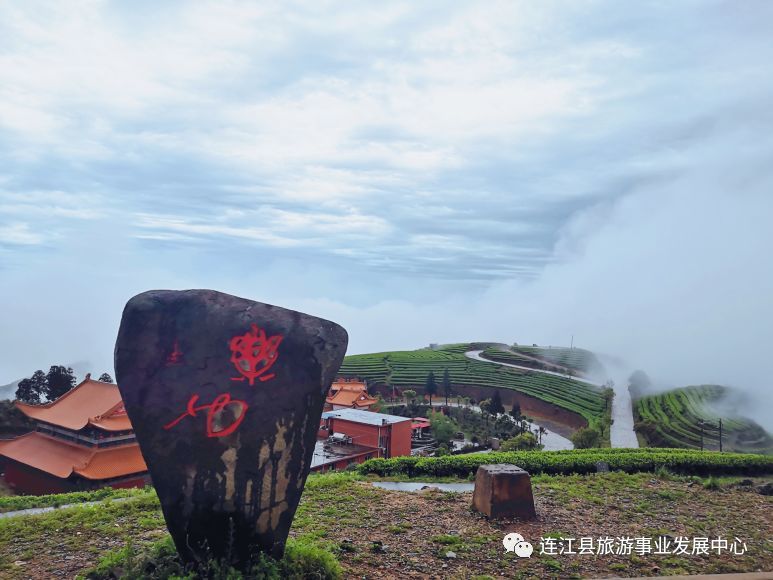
634, 385, 772, 454
339, 343, 606, 429
510, 345, 604, 375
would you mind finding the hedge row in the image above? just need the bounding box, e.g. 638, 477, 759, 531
0, 486, 152, 513
357, 448, 773, 478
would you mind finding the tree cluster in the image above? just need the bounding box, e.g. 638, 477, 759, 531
14, 367, 111, 404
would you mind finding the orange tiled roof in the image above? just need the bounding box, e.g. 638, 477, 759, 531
16, 379, 133, 432
0, 432, 147, 480
330, 380, 367, 393
76, 442, 147, 480
326, 386, 378, 408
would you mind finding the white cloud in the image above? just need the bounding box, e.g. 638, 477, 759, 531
0, 222, 46, 245
0, 0, 771, 426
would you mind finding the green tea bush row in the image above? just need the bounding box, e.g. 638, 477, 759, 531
512, 345, 602, 374
0, 485, 153, 513
634, 386, 772, 453
358, 448, 773, 478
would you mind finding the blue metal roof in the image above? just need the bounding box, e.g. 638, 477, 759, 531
320, 408, 411, 426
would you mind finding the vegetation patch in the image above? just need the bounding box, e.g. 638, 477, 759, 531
79, 535, 342, 580
634, 385, 772, 454
481, 344, 603, 376
510, 345, 603, 374
0, 469, 771, 578
0, 486, 153, 514
357, 448, 773, 478
339, 344, 607, 427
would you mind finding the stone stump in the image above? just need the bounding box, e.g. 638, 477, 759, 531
114, 289, 348, 566
471, 464, 537, 520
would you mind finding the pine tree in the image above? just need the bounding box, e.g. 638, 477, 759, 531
98, 373, 114, 383
442, 368, 452, 406
45, 366, 76, 401
490, 389, 505, 415
424, 371, 437, 407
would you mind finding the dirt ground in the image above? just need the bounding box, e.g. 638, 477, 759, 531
294, 474, 773, 579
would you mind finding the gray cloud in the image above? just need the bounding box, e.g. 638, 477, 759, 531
0, 1, 771, 424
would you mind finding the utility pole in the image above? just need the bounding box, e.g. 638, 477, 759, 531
570, 334, 574, 349
719, 418, 723, 452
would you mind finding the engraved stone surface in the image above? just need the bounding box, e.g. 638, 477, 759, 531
114, 289, 348, 565
471, 464, 537, 520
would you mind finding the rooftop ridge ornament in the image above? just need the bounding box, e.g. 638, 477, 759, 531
114, 289, 348, 567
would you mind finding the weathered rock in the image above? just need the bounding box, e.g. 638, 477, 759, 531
757, 482, 773, 496
114, 289, 348, 566
471, 464, 537, 520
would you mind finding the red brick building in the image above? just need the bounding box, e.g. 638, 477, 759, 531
320, 408, 412, 459
0, 375, 149, 495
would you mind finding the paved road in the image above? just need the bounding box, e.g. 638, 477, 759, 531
596, 354, 640, 448
465, 349, 639, 449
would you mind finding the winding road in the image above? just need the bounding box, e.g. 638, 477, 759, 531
462, 350, 574, 450
465, 350, 639, 449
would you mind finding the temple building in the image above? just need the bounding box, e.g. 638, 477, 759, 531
0, 374, 149, 495
324, 378, 378, 411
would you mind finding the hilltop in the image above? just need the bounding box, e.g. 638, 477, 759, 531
633, 384, 773, 455
339, 343, 609, 438
340, 342, 772, 454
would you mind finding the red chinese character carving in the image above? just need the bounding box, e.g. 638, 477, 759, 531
165, 339, 183, 366
163, 393, 248, 438
229, 324, 283, 385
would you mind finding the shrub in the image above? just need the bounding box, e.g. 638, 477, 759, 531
428, 410, 457, 445
500, 432, 541, 451
357, 448, 773, 478
571, 427, 602, 449
80, 536, 342, 580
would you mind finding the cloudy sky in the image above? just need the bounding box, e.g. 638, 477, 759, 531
1, 1, 772, 413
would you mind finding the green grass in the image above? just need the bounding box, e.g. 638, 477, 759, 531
339, 343, 606, 428
0, 486, 152, 513
80, 535, 342, 579
634, 385, 772, 453
0, 468, 771, 578
357, 448, 773, 478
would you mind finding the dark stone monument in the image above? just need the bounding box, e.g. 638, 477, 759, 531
595, 460, 610, 473
471, 464, 537, 520
114, 289, 348, 566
